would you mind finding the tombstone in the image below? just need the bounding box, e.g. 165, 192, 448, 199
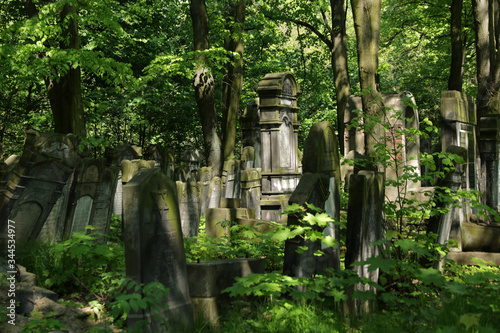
345, 170, 385, 315
241, 99, 261, 168
240, 146, 255, 170
113, 159, 155, 217
344, 93, 420, 201
441, 91, 478, 192
221, 159, 241, 199
176, 181, 201, 238
282, 172, 331, 283
257, 72, 301, 222
106, 143, 142, 167
207, 176, 222, 209
64, 158, 119, 238
0, 132, 81, 246
197, 167, 212, 217
240, 168, 262, 219
123, 169, 193, 332
302, 121, 342, 271
179, 148, 202, 181
479, 115, 500, 213
144, 145, 175, 178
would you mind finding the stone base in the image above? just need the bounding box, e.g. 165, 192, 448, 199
191, 297, 220, 326
461, 222, 500, 252
445, 251, 500, 266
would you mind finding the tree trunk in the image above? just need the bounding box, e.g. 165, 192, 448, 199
331, 0, 351, 155
222, 0, 245, 161
23, 0, 86, 136
448, 0, 464, 91
190, 0, 223, 177
473, 0, 491, 117
351, 0, 384, 157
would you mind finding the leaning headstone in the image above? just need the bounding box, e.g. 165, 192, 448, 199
1, 131, 81, 245
345, 170, 385, 315
176, 181, 201, 238
123, 168, 193, 332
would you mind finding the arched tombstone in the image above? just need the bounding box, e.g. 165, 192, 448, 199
257, 72, 301, 222
123, 169, 193, 332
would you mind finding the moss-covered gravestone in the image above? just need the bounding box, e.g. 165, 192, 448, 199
123, 169, 193, 332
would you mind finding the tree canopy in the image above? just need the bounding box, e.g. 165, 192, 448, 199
0, 0, 497, 164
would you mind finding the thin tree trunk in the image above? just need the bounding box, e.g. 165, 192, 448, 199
222, 0, 245, 161
191, 0, 223, 177
448, 0, 464, 91
351, 0, 384, 157
331, 0, 351, 155
473, 0, 491, 117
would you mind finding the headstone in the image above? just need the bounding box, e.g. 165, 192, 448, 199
144, 145, 175, 178
179, 148, 202, 181
123, 168, 193, 332
240, 146, 255, 170
207, 176, 222, 209
258, 72, 301, 222
240, 168, 262, 219
302, 121, 342, 271
0, 132, 80, 245
282, 172, 331, 283
221, 159, 241, 199
345, 170, 385, 315
106, 143, 141, 166
64, 159, 119, 238
176, 181, 201, 238
479, 115, 500, 213
197, 166, 212, 217
441, 91, 478, 192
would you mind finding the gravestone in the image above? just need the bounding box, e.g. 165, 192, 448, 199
221, 159, 241, 199
345, 170, 385, 314
302, 121, 342, 271
197, 166, 212, 217
179, 149, 202, 181
479, 115, 500, 213
241, 99, 261, 168
344, 93, 420, 201
258, 72, 301, 222
240, 168, 262, 219
441, 90, 478, 193
282, 172, 331, 283
64, 159, 119, 238
0, 132, 80, 246
113, 159, 155, 217
240, 146, 255, 170
207, 176, 222, 209
176, 181, 201, 238
123, 168, 193, 332
144, 145, 175, 178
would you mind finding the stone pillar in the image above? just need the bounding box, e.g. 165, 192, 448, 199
123, 169, 193, 332
257, 72, 301, 222
345, 170, 385, 314
197, 166, 212, 217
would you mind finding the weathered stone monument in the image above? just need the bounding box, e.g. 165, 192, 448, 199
283, 121, 342, 279
241, 99, 261, 169
240, 168, 262, 219
123, 168, 193, 332
221, 159, 241, 199
345, 170, 385, 314
257, 72, 301, 222
176, 180, 201, 238
0, 132, 81, 246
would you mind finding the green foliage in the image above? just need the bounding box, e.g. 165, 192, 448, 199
19, 311, 67, 333
184, 220, 284, 272
108, 278, 169, 332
